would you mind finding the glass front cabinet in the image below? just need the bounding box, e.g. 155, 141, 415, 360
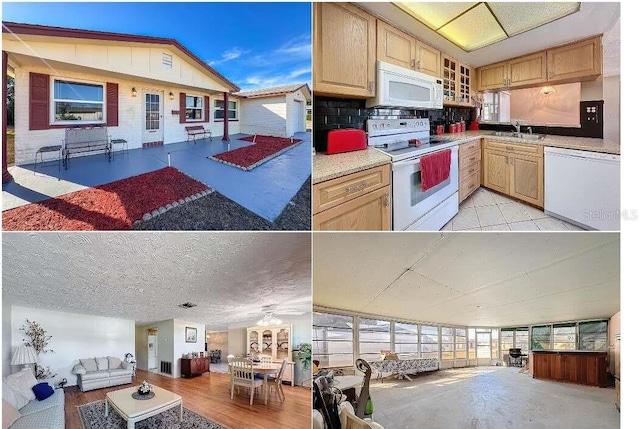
247, 324, 294, 385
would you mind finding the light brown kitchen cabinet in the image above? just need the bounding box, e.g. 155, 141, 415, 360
477, 62, 508, 91
313, 2, 376, 97
313, 164, 391, 231
547, 36, 602, 82
377, 20, 441, 77
442, 54, 458, 103
482, 140, 544, 207
507, 52, 547, 87
459, 140, 481, 203
457, 62, 474, 106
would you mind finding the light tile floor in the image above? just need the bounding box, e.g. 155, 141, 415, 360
441, 187, 586, 231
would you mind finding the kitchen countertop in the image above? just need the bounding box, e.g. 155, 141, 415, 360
313, 147, 392, 184
313, 131, 619, 184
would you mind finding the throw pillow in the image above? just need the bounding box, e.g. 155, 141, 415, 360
32, 382, 54, 401
107, 356, 121, 369
96, 357, 108, 371
80, 358, 98, 372
2, 399, 21, 429
72, 363, 87, 375
1, 381, 29, 411
5, 369, 38, 401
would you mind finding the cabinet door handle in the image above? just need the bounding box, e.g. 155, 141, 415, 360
411, 59, 416, 68
368, 81, 374, 92
417, 60, 421, 69
467, 183, 475, 190
469, 156, 477, 162
503, 78, 506, 87
384, 194, 390, 207
506, 146, 514, 151
468, 168, 475, 174
345, 182, 368, 194
549, 70, 554, 78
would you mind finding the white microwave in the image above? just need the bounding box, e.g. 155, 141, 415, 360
366, 61, 443, 110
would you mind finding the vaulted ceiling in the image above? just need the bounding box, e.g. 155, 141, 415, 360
3, 232, 312, 330
314, 233, 619, 327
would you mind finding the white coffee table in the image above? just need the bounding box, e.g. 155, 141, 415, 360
105, 385, 182, 429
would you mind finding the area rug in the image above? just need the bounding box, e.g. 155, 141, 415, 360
209, 135, 303, 171
209, 363, 229, 373
78, 400, 227, 429
2, 167, 211, 231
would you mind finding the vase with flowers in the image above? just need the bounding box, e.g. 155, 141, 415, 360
19, 319, 57, 380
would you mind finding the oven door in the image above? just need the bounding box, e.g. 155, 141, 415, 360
392, 146, 459, 230
378, 70, 436, 109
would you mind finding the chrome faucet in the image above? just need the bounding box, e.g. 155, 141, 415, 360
511, 121, 521, 133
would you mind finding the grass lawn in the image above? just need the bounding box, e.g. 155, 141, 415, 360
6, 127, 15, 166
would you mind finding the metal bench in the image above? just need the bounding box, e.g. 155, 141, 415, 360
185, 125, 212, 143
62, 126, 111, 169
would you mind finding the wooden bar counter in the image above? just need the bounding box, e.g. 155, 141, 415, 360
531, 350, 608, 387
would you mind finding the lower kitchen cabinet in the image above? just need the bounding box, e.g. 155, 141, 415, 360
459, 140, 482, 202
482, 140, 544, 208
313, 165, 391, 231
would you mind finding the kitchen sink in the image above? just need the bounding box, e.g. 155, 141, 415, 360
491, 131, 544, 141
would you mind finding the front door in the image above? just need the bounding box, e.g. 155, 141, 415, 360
143, 91, 163, 144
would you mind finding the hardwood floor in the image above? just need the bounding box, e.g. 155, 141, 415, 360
64, 369, 311, 429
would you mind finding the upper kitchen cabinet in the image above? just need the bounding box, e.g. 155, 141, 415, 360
377, 20, 441, 77
443, 55, 475, 106
313, 2, 376, 97
458, 61, 474, 106
477, 62, 508, 91
507, 52, 547, 87
547, 36, 602, 82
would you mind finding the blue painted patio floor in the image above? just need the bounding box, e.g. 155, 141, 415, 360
2, 133, 311, 222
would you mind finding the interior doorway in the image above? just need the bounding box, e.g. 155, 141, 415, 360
147, 328, 158, 373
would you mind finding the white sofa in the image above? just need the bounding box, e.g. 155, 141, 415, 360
72, 356, 134, 392
3, 371, 64, 429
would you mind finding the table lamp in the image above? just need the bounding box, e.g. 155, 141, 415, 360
11, 344, 39, 370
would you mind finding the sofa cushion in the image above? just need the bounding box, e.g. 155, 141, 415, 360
72, 364, 86, 375
96, 357, 109, 371
2, 381, 29, 412
2, 399, 21, 429
5, 370, 38, 401
18, 388, 64, 417
32, 383, 54, 401
107, 356, 122, 369
6, 404, 64, 429
80, 358, 98, 372
108, 369, 131, 377
80, 371, 107, 381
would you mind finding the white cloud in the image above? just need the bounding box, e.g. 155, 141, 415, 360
275, 35, 311, 57
208, 47, 251, 66
241, 67, 311, 90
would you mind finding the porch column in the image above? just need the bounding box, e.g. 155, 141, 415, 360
2, 51, 13, 183
223, 92, 229, 141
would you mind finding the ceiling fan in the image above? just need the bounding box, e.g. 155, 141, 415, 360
248, 304, 306, 326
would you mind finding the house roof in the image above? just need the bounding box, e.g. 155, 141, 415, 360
2, 21, 240, 92
235, 83, 311, 99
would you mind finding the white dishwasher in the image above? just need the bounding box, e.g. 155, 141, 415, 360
544, 147, 620, 231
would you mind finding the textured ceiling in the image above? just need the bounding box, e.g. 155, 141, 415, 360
314, 233, 619, 327
3, 232, 311, 330
357, 2, 620, 68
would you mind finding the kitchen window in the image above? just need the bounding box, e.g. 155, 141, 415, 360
531, 325, 551, 350
52, 78, 105, 124
358, 318, 391, 362
394, 323, 418, 357
455, 328, 467, 359
441, 327, 454, 361
312, 312, 354, 368
186, 95, 204, 121
553, 323, 577, 350
420, 325, 439, 360
578, 321, 608, 351
214, 99, 238, 119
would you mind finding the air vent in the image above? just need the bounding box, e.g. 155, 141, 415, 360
160, 361, 172, 375
162, 53, 173, 68
178, 302, 197, 309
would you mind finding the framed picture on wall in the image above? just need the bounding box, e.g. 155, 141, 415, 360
185, 327, 197, 343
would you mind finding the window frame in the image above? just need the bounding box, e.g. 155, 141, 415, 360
312, 312, 355, 368
50, 76, 106, 126
552, 323, 577, 350
185, 94, 205, 122
358, 317, 392, 362
578, 320, 608, 351
214, 99, 238, 120
394, 322, 419, 357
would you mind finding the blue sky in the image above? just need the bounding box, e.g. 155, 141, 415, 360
2, 2, 311, 90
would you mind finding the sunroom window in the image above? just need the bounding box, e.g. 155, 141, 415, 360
420, 325, 439, 360
52, 79, 104, 124
578, 321, 608, 351
312, 312, 354, 368
394, 323, 418, 357
358, 318, 390, 362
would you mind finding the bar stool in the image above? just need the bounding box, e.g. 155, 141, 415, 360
34, 145, 62, 173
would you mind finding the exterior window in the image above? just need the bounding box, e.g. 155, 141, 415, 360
214, 100, 238, 119
312, 313, 353, 368
52, 78, 104, 124
186, 95, 204, 121
578, 321, 608, 351
531, 325, 551, 350
358, 318, 390, 362
420, 325, 439, 360
394, 323, 418, 357
441, 327, 454, 361
500, 328, 515, 354
553, 323, 577, 350
468, 329, 476, 360
491, 329, 499, 359
515, 328, 529, 352
455, 328, 467, 359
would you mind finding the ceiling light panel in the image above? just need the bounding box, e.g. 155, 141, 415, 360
488, 2, 581, 37
438, 3, 507, 51
395, 2, 478, 30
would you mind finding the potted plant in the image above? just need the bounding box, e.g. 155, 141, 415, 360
294, 343, 312, 387
20, 319, 57, 380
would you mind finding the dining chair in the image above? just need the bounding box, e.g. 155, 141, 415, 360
269, 358, 288, 402
229, 357, 263, 405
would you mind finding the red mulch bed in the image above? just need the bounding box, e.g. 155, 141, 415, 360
2, 167, 209, 231
209, 135, 303, 170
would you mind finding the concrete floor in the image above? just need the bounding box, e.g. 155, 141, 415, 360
369, 367, 618, 429
3, 132, 311, 222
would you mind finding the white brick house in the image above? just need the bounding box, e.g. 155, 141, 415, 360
2, 22, 241, 167
235, 84, 311, 138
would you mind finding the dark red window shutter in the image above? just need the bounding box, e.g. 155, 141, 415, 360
106, 82, 118, 126
204, 96, 210, 122
179, 92, 186, 124
29, 72, 49, 130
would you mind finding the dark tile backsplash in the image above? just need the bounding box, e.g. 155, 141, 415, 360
313, 96, 474, 152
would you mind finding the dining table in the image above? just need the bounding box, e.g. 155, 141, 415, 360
251, 362, 282, 404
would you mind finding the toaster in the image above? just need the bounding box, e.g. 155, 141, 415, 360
326, 129, 367, 155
